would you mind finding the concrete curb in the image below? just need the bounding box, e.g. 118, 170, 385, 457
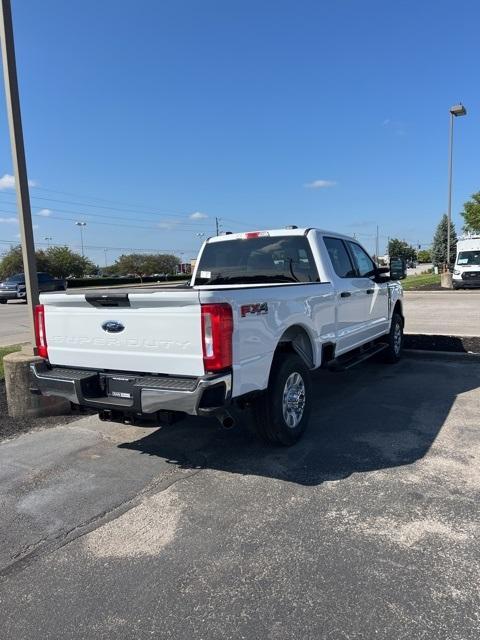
404, 333, 480, 354
404, 349, 480, 362
3, 350, 71, 418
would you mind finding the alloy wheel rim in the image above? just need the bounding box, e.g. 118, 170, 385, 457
282, 371, 306, 429
393, 322, 402, 354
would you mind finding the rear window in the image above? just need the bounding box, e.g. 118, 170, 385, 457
194, 235, 320, 285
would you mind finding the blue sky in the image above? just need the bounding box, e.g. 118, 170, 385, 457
0, 0, 478, 263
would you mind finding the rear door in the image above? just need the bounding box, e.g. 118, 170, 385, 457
323, 236, 370, 354
41, 289, 205, 376
345, 241, 389, 339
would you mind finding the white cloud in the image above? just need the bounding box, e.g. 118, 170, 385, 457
304, 179, 337, 189
0, 216, 18, 223
37, 208, 52, 217
157, 220, 179, 230
0, 173, 37, 190
190, 211, 208, 220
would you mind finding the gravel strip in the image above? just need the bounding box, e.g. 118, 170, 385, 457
0, 380, 86, 442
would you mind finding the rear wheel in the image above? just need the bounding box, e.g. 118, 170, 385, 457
250, 353, 312, 445
0, 299, 6, 304
382, 312, 403, 363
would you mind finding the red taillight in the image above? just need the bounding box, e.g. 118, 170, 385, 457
34, 304, 48, 359
244, 231, 269, 239
201, 303, 233, 372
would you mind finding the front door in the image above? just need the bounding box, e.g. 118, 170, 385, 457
346, 241, 390, 340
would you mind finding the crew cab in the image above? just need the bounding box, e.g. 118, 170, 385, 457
0, 272, 66, 303
30, 228, 405, 445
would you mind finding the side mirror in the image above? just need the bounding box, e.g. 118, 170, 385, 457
389, 256, 407, 280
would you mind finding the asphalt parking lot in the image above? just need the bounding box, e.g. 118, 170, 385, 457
0, 353, 479, 639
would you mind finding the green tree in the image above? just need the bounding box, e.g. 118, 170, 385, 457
44, 246, 95, 278
114, 253, 179, 280
431, 214, 457, 267
417, 249, 432, 263
388, 238, 417, 262
460, 191, 480, 233
0, 245, 49, 279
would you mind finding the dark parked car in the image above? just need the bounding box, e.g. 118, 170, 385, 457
0, 272, 66, 303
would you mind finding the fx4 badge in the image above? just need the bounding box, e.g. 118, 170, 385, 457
241, 302, 269, 317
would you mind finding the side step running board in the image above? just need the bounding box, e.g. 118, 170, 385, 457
328, 343, 388, 372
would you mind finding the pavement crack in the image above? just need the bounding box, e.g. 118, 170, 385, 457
0, 461, 204, 581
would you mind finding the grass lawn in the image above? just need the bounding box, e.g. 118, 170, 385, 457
0, 345, 21, 380
401, 272, 441, 291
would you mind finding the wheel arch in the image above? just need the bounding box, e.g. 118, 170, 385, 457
393, 299, 404, 325
274, 323, 317, 370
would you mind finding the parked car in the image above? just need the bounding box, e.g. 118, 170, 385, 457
0, 272, 66, 303
30, 227, 405, 445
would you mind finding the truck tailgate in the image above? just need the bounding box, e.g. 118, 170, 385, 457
41, 290, 205, 376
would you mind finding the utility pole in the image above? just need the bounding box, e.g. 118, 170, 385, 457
215, 217, 220, 236
0, 0, 39, 347
375, 225, 379, 264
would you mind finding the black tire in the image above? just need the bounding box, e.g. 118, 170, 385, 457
250, 352, 312, 446
0, 299, 6, 304
382, 312, 403, 363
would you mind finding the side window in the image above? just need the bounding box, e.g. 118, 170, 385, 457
347, 242, 376, 277
324, 237, 356, 278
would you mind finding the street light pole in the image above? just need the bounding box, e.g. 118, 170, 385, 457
75, 221, 87, 257
0, 0, 39, 347
446, 103, 467, 269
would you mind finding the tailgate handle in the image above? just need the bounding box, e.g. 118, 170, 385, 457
85, 293, 130, 307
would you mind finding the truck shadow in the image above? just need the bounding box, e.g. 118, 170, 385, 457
119, 355, 480, 486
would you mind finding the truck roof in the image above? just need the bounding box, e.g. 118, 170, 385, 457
206, 227, 356, 244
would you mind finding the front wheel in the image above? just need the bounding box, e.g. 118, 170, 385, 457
382, 312, 403, 363
250, 353, 312, 446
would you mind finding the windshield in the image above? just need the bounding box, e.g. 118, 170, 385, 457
194, 235, 320, 285
457, 251, 480, 266
5, 273, 25, 283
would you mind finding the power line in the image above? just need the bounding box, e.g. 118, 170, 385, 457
0, 237, 198, 254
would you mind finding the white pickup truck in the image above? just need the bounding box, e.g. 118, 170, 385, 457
31, 227, 405, 445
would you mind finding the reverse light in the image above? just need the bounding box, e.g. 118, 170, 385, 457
201, 303, 233, 372
34, 304, 48, 359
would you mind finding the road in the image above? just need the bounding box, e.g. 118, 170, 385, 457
0, 300, 30, 346
404, 290, 480, 336
407, 263, 432, 276
0, 353, 478, 639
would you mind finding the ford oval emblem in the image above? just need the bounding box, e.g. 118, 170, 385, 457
102, 320, 125, 333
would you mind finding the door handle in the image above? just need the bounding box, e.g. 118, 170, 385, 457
366, 288, 374, 295
340, 291, 351, 298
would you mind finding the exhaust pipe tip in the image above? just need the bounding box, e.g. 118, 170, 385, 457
218, 412, 236, 429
